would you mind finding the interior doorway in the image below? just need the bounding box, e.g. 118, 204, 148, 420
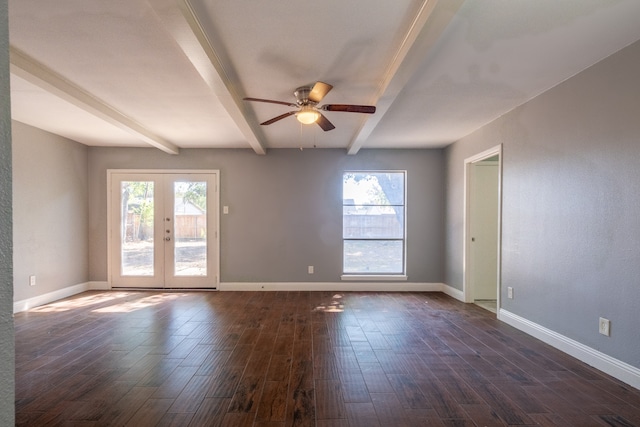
464, 146, 502, 313
108, 170, 219, 289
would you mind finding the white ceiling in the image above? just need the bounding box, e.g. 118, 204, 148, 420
8, 0, 640, 155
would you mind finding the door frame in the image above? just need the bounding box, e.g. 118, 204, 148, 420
463, 145, 502, 307
107, 169, 220, 289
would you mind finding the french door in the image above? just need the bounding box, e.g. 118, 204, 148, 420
109, 171, 219, 289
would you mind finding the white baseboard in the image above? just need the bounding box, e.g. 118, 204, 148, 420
219, 282, 445, 292
442, 283, 465, 301
15, 282, 80, 313
13, 281, 445, 312
14, 280, 638, 391
499, 309, 640, 390
13, 281, 110, 313
88, 281, 110, 290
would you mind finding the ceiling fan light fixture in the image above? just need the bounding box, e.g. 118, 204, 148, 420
296, 106, 320, 124
244, 81, 375, 131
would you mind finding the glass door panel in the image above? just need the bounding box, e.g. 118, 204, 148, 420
110, 171, 218, 289
173, 181, 207, 277
111, 173, 164, 288
120, 181, 155, 276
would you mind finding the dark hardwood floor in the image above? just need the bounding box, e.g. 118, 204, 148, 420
14, 291, 640, 426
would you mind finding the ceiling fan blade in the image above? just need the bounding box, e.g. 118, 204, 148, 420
261, 111, 296, 125
316, 113, 335, 131
244, 97, 297, 108
308, 81, 333, 103
322, 104, 376, 114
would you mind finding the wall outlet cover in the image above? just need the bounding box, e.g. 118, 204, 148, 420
599, 317, 611, 336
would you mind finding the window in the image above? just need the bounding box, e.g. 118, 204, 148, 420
342, 171, 406, 276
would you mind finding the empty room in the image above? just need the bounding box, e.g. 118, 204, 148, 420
1, 1, 640, 426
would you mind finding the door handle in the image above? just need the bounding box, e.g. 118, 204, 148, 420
165, 237, 171, 241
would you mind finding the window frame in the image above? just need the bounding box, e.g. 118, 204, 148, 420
341, 170, 408, 281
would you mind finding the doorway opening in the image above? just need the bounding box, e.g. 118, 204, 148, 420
463, 146, 502, 314
108, 170, 219, 289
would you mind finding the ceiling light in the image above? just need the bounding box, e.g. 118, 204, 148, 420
296, 106, 320, 124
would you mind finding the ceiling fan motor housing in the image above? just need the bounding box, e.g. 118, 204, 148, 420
294, 86, 315, 106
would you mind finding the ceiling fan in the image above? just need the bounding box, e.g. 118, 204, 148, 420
243, 81, 376, 131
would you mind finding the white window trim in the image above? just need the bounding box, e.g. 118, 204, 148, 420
341, 274, 408, 281
342, 170, 407, 278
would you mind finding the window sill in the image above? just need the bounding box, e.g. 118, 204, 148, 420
341, 274, 408, 282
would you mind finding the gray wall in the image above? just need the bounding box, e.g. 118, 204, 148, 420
88, 148, 445, 284
445, 40, 640, 368
12, 122, 89, 302
0, 0, 15, 422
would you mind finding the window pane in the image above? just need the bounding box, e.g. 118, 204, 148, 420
343, 206, 404, 239
343, 172, 404, 206
342, 171, 406, 276
343, 240, 404, 274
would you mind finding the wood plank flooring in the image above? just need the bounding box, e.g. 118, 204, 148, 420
14, 291, 640, 426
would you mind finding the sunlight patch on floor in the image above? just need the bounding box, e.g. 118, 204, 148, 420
314, 293, 345, 312
92, 293, 186, 313
30, 292, 133, 313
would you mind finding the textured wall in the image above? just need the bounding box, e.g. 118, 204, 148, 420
445, 40, 640, 367
12, 122, 89, 302
0, 0, 15, 423
88, 148, 445, 284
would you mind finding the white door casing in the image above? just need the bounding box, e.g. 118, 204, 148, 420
463, 146, 502, 307
108, 170, 219, 289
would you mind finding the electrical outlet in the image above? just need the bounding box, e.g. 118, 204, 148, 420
507, 287, 513, 299
599, 317, 611, 336
29, 275, 36, 286
308, 266, 314, 274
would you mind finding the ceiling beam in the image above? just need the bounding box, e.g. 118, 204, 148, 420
347, 0, 464, 155
9, 46, 180, 155
163, 0, 267, 155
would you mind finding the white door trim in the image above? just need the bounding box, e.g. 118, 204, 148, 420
107, 169, 220, 289
463, 145, 503, 307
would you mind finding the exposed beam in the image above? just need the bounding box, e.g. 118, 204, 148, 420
347, 0, 464, 154
9, 46, 180, 155
167, 0, 267, 155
